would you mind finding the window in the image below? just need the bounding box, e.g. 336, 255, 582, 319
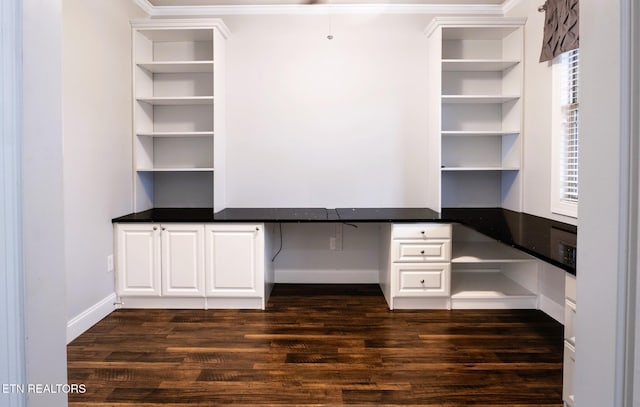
551, 48, 579, 218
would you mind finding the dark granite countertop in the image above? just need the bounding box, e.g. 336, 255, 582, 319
112, 207, 577, 275
440, 208, 576, 275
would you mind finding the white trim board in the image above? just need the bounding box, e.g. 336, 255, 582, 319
66, 293, 116, 344
1, 0, 26, 404
133, 0, 509, 16
538, 294, 564, 324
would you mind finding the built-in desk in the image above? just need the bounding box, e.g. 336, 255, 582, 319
112, 207, 577, 275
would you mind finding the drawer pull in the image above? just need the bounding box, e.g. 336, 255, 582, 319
420, 279, 425, 284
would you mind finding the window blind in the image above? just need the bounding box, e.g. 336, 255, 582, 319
560, 49, 579, 202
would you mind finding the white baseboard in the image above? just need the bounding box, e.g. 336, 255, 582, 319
539, 294, 565, 324
67, 293, 116, 344
275, 269, 379, 284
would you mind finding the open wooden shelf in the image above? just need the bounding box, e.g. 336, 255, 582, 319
137, 61, 214, 73
452, 241, 535, 263
137, 168, 214, 172
441, 130, 519, 136
136, 96, 214, 106
441, 167, 520, 171
450, 271, 537, 309
137, 131, 214, 138
442, 95, 520, 104
442, 59, 520, 72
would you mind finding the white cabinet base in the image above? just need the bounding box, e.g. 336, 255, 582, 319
115, 297, 206, 309
115, 222, 266, 310
391, 297, 450, 310
115, 296, 264, 310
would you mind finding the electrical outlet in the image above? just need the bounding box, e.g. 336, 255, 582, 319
107, 254, 114, 273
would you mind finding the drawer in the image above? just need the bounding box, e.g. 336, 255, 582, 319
393, 263, 450, 297
392, 240, 451, 262
392, 223, 452, 240
563, 341, 575, 407
565, 273, 576, 302
564, 299, 576, 345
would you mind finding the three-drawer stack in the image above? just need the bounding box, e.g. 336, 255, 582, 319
387, 223, 452, 309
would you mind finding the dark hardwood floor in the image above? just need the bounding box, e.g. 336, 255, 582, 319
67, 284, 564, 406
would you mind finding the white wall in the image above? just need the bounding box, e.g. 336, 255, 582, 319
224, 14, 432, 208
506, 1, 577, 226
22, 0, 68, 404
273, 223, 381, 283
62, 0, 145, 341
222, 13, 434, 281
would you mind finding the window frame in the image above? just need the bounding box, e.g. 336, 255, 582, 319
550, 48, 579, 219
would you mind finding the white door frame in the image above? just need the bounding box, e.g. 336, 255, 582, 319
625, 0, 640, 403
0, 0, 26, 405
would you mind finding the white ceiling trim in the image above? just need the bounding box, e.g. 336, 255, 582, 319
133, 0, 508, 16
133, 0, 156, 15
500, 0, 521, 14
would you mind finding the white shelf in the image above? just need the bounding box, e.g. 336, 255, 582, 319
137, 131, 214, 138
442, 59, 520, 72
450, 271, 537, 309
137, 168, 214, 172
137, 61, 214, 73
452, 242, 535, 263
442, 95, 520, 104
441, 167, 520, 171
137, 96, 214, 106
441, 130, 519, 136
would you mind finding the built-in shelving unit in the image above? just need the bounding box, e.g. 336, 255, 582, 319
425, 17, 526, 212
132, 19, 229, 212
449, 224, 538, 309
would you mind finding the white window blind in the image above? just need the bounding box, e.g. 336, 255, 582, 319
559, 49, 579, 202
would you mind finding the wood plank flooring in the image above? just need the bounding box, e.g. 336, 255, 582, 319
67, 284, 564, 406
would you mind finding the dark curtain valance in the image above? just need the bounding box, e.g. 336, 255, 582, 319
539, 0, 579, 62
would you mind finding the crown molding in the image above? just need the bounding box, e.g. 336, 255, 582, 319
133, 1, 508, 17
133, 0, 156, 15
501, 0, 522, 14
424, 14, 526, 36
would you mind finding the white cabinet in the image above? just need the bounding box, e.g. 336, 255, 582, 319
115, 223, 266, 309
116, 224, 161, 296
381, 223, 452, 309
381, 222, 541, 311
131, 19, 229, 212
205, 224, 264, 299
425, 17, 525, 211
161, 224, 205, 297
116, 223, 204, 300
563, 273, 576, 406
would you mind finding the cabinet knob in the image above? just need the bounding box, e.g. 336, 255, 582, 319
420, 250, 425, 255
153, 226, 158, 231
421, 231, 425, 235
161, 227, 166, 231
420, 279, 425, 284
256, 227, 260, 231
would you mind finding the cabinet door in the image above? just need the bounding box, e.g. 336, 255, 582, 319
116, 224, 161, 296
161, 224, 205, 297
205, 224, 264, 297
